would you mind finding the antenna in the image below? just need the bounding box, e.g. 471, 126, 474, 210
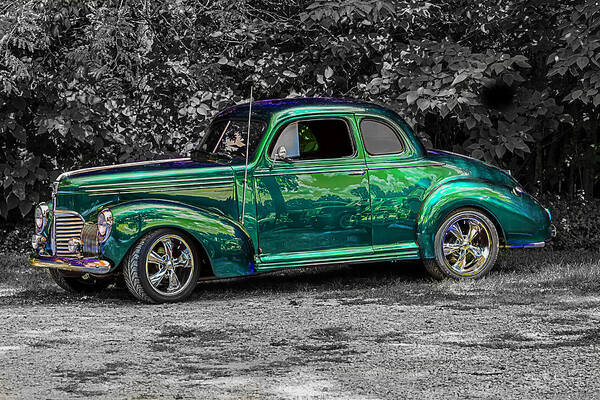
241, 86, 253, 225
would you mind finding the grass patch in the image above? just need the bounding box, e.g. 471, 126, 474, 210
1, 249, 599, 308
191, 249, 600, 307
0, 252, 51, 291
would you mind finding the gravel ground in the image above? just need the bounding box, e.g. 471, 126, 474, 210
0, 251, 599, 399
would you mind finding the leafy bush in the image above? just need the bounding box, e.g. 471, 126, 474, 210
0, 221, 34, 255
540, 193, 600, 250
0, 0, 599, 223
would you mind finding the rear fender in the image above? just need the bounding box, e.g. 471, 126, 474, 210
416, 179, 527, 259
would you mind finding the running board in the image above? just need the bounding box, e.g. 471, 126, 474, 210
255, 245, 420, 271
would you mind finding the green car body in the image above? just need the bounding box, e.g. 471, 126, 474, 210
30, 98, 552, 289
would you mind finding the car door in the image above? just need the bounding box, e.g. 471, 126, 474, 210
357, 115, 437, 257
254, 115, 372, 266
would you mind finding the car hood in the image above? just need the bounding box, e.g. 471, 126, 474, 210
57, 158, 233, 192
53, 157, 238, 222
426, 149, 518, 188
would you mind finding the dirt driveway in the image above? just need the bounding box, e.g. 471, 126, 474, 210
0, 250, 599, 399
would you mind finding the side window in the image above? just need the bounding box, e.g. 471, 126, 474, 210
360, 119, 404, 155
270, 119, 354, 160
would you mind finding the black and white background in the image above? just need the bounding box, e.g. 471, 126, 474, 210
0, 1, 599, 398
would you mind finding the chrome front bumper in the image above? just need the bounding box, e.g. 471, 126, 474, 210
29, 254, 111, 275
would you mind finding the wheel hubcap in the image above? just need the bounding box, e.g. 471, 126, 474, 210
145, 234, 194, 296
442, 216, 491, 276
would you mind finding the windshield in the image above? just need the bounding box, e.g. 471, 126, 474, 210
196, 119, 267, 164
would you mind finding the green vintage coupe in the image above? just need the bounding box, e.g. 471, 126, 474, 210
29, 98, 553, 303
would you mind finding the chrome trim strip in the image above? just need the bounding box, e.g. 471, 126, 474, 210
51, 196, 56, 255
29, 254, 111, 274
55, 210, 83, 215
56, 157, 191, 181
366, 162, 445, 170
349, 170, 366, 176
80, 175, 231, 189
85, 180, 234, 193
502, 242, 545, 248
255, 167, 367, 177
257, 249, 421, 269
87, 184, 234, 196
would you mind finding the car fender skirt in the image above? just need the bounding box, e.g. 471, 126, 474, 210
102, 200, 255, 278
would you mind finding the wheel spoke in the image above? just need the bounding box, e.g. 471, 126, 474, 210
443, 243, 461, 256
167, 270, 181, 292
465, 245, 487, 270
467, 221, 481, 242
147, 251, 166, 266
468, 245, 484, 258
149, 268, 168, 287
447, 223, 464, 241
452, 249, 467, 270
470, 246, 488, 261
162, 239, 174, 261
174, 248, 192, 268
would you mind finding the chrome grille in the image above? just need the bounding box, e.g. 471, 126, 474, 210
81, 223, 100, 255
54, 210, 84, 256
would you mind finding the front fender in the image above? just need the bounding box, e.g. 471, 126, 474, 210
416, 179, 551, 258
101, 200, 255, 278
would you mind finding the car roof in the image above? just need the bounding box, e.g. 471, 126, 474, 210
215, 97, 391, 121
212, 97, 426, 157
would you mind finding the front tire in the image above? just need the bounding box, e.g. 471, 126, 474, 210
123, 229, 200, 303
48, 268, 111, 294
424, 208, 499, 280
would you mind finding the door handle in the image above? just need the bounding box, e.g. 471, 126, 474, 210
349, 169, 366, 176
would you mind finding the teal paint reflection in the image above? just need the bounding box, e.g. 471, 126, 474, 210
256, 165, 371, 255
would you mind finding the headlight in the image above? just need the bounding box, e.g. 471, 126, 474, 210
97, 209, 113, 243
34, 203, 49, 234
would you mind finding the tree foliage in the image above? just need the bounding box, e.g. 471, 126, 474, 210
0, 0, 599, 221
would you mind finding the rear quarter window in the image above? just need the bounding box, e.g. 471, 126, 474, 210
360, 119, 404, 155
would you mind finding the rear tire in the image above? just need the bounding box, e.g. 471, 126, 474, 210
123, 229, 200, 303
48, 268, 111, 294
424, 208, 499, 280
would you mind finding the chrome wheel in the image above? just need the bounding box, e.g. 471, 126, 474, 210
145, 234, 195, 296
441, 215, 492, 276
